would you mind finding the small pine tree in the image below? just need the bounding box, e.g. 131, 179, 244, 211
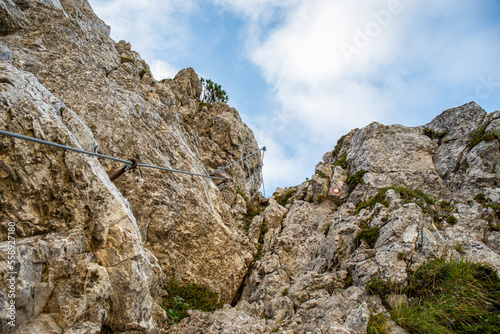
200, 77, 229, 104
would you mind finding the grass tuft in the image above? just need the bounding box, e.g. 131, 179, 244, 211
120, 56, 134, 63
162, 281, 221, 325
346, 169, 367, 188
391, 259, 500, 334
332, 154, 347, 169
367, 313, 390, 334
277, 187, 296, 207
353, 221, 380, 249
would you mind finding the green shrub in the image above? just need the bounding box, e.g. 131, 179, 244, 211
324, 223, 331, 236
333, 135, 347, 157
468, 122, 491, 148
454, 243, 464, 255
392, 260, 500, 334
139, 69, 150, 79
344, 271, 354, 289
200, 77, 228, 104
238, 190, 264, 230
355, 188, 390, 213
392, 186, 435, 206
446, 215, 458, 225
474, 193, 500, 212
483, 132, 499, 141
353, 222, 380, 249
346, 169, 367, 188
366, 277, 402, 296
281, 288, 288, 296
315, 170, 328, 179
367, 313, 390, 334
422, 128, 447, 140
198, 102, 212, 111
332, 154, 347, 169
277, 188, 296, 207
120, 56, 134, 63
162, 281, 221, 324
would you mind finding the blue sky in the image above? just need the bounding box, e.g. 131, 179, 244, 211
88, 0, 500, 194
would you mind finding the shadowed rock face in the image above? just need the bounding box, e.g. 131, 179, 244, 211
1, 1, 499, 334
0, 0, 261, 332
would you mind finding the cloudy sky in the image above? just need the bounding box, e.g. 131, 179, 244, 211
88, 0, 500, 194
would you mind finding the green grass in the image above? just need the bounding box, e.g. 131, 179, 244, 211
388, 259, 500, 334
277, 187, 296, 207
474, 193, 500, 213
422, 128, 447, 140
324, 223, 331, 236
238, 190, 265, 230
332, 154, 347, 169
281, 288, 288, 296
355, 188, 390, 213
346, 169, 367, 188
120, 56, 134, 63
333, 134, 347, 157
315, 170, 328, 179
162, 281, 221, 324
139, 69, 150, 79
447, 215, 458, 225
353, 221, 380, 249
468, 121, 496, 148
198, 102, 212, 111
354, 186, 435, 215
367, 313, 390, 334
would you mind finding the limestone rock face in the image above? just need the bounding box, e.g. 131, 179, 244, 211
173, 103, 500, 333
0, 0, 261, 332
1, 1, 499, 334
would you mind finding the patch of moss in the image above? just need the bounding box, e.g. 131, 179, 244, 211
198, 102, 212, 111
346, 169, 367, 188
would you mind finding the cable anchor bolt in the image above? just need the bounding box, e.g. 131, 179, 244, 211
109, 158, 138, 182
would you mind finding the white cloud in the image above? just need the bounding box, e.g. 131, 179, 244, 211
150, 59, 178, 80
88, 0, 196, 70
217, 0, 500, 190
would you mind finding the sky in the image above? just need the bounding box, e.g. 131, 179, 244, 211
88, 0, 500, 194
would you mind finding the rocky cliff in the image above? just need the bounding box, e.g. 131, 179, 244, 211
0, 0, 262, 333
171, 103, 500, 333
0, 1, 499, 334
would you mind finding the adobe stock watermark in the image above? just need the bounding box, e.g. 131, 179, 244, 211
463, 75, 500, 105
339, 0, 406, 63
3, 221, 17, 328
